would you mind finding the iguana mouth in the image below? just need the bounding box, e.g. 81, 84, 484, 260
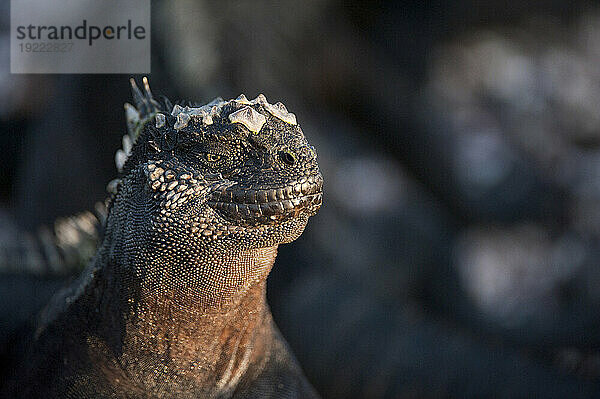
208, 176, 323, 225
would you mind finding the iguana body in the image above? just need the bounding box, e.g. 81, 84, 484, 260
5, 79, 322, 398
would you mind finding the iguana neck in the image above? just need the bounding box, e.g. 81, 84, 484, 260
89, 245, 279, 394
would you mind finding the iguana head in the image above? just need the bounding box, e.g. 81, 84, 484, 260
111, 78, 322, 251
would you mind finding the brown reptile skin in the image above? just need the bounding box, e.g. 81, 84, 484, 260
4, 79, 322, 398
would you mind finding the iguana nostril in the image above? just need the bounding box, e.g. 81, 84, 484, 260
279, 150, 296, 165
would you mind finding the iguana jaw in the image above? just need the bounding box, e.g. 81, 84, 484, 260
207, 175, 323, 226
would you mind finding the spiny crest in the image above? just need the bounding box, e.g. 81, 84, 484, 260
117, 78, 161, 172
0, 202, 108, 277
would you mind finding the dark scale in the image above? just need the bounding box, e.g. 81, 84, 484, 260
3, 78, 322, 398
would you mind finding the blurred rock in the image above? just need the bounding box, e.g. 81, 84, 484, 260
424, 12, 600, 231
454, 225, 586, 328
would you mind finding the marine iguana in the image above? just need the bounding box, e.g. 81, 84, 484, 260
5, 78, 322, 398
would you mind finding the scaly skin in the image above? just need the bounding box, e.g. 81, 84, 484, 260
6, 79, 322, 398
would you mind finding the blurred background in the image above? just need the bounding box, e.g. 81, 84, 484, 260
2, 0, 600, 397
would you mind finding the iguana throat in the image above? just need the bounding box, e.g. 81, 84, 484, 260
91, 244, 279, 396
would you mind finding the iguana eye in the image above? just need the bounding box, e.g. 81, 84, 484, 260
279, 150, 296, 166
206, 153, 221, 162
